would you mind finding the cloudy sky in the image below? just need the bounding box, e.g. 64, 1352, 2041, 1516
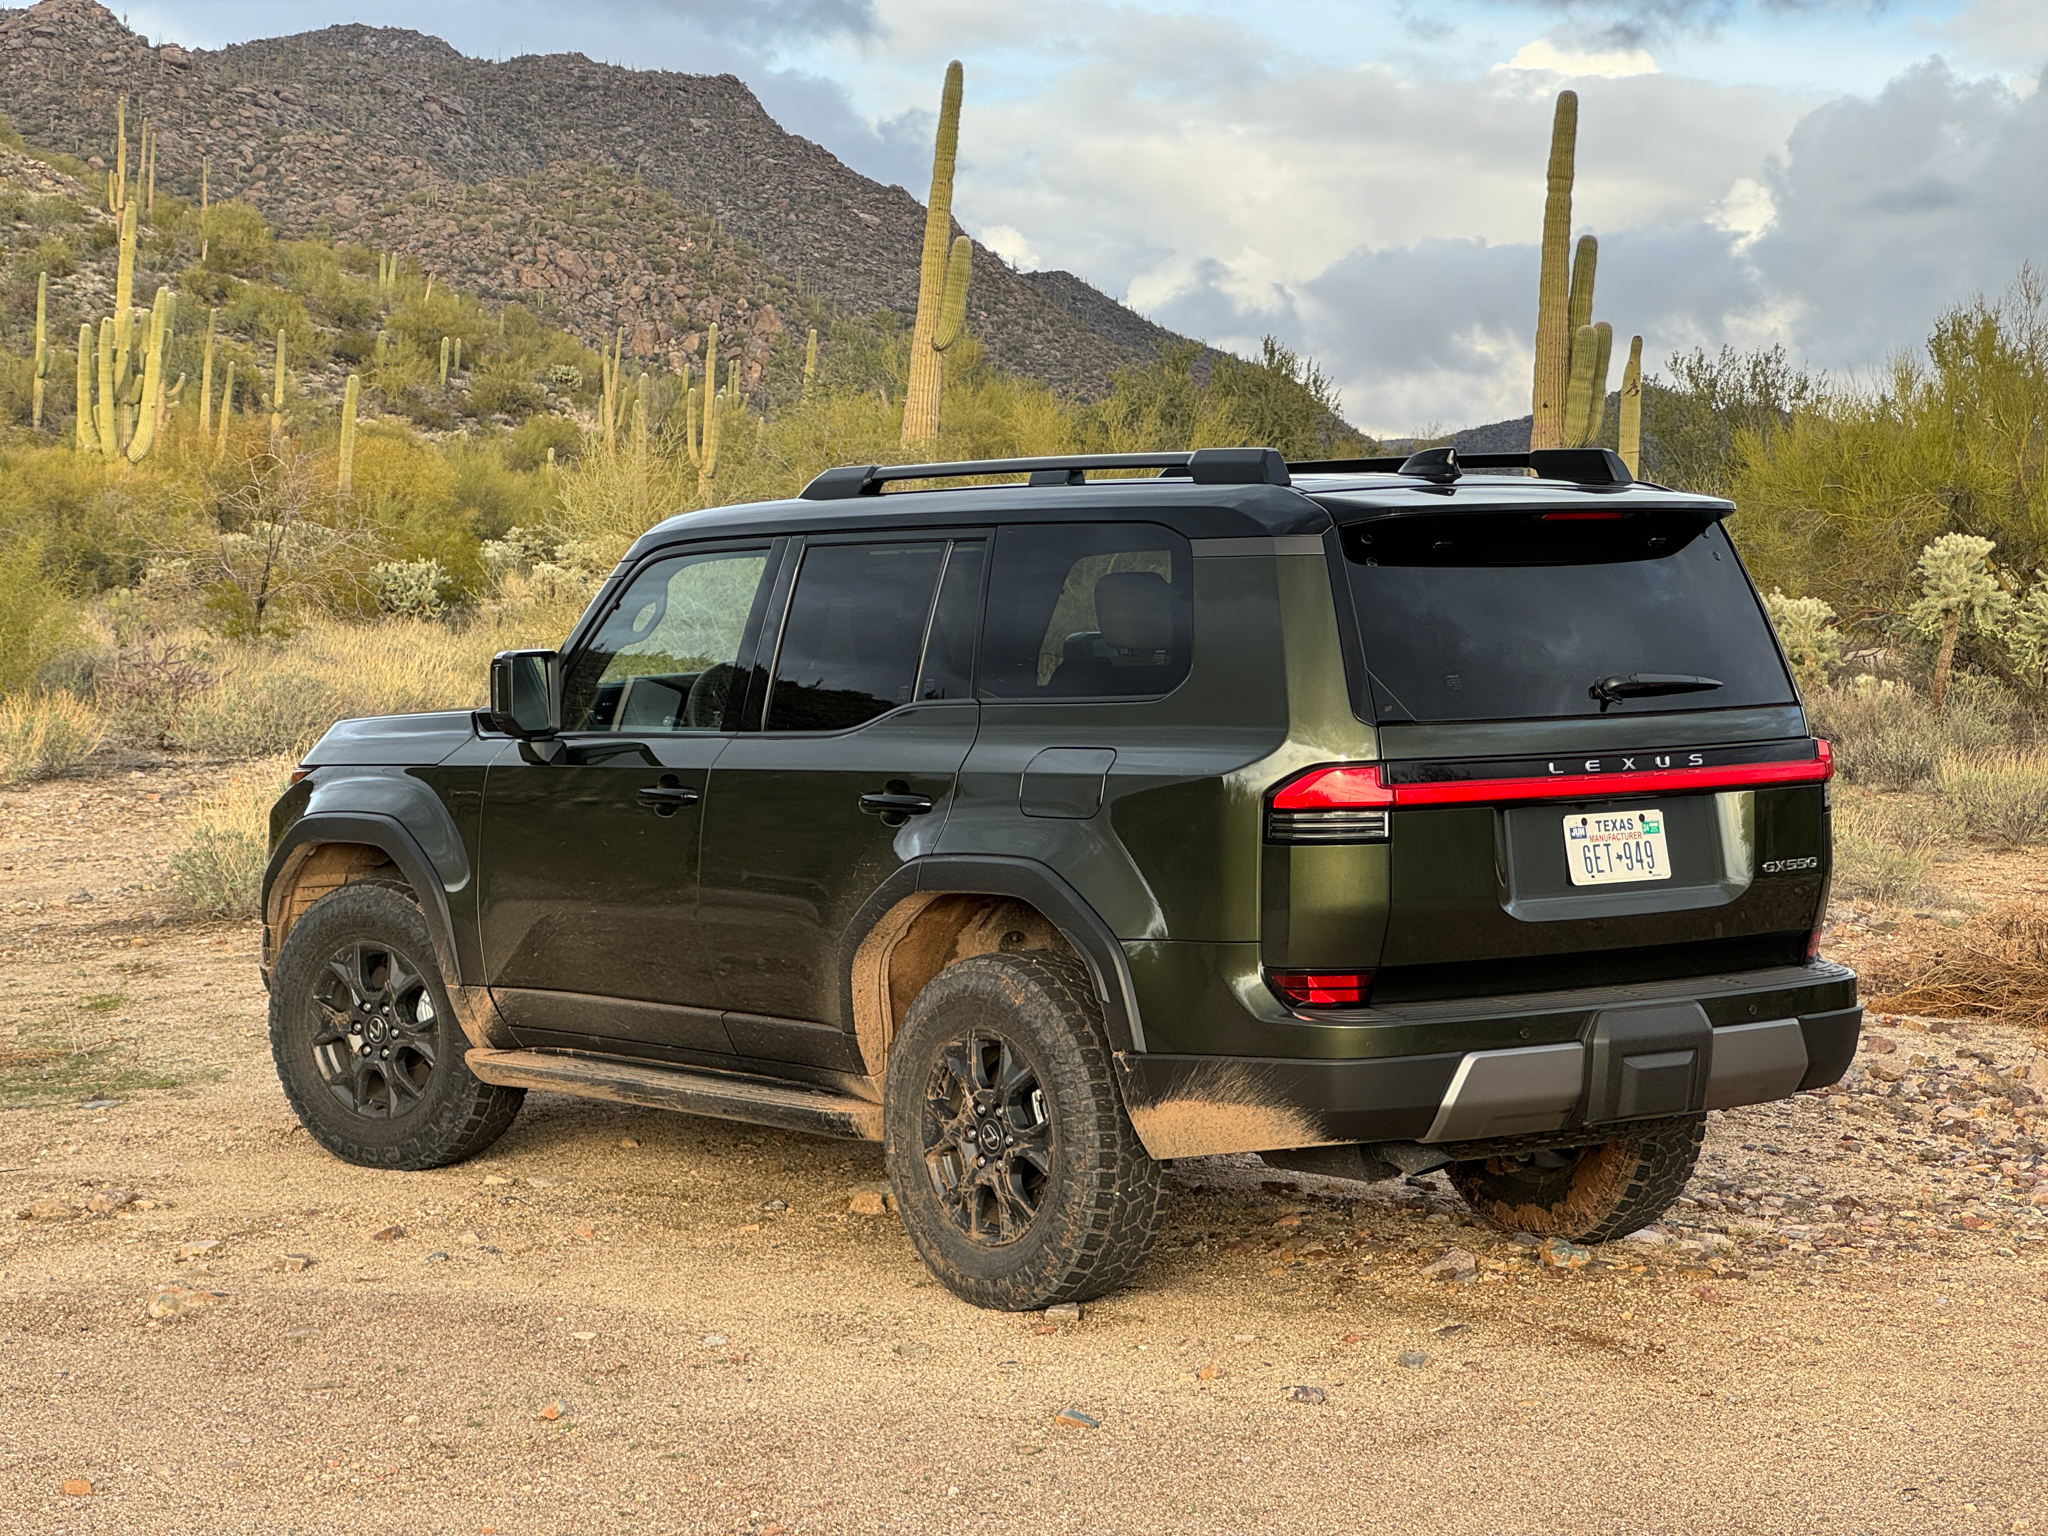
125, 0, 2048, 435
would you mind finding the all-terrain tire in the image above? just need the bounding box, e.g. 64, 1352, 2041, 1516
1449, 1114, 1707, 1244
269, 882, 524, 1170
883, 951, 1165, 1310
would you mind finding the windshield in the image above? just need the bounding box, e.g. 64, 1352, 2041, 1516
1337, 511, 1797, 723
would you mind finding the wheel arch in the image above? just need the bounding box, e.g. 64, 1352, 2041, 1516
841, 855, 1146, 1079
263, 814, 459, 986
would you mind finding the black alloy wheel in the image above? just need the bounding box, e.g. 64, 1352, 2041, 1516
920, 1029, 1054, 1246
309, 938, 440, 1120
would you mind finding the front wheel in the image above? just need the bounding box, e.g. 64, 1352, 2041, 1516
1450, 1114, 1706, 1244
883, 952, 1164, 1310
269, 882, 524, 1170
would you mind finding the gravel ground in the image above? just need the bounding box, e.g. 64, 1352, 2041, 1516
4, 763, 2047, 1535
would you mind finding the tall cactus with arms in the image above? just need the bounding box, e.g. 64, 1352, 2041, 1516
901, 61, 973, 447
1530, 91, 1577, 450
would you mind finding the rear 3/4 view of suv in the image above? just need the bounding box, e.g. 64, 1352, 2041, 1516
261, 444, 1859, 1310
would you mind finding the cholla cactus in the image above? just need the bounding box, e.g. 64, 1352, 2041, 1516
369, 559, 452, 618
1763, 591, 1842, 688
1908, 533, 2010, 710
2005, 581, 2048, 690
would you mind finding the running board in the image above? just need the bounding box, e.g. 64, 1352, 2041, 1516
464, 1048, 883, 1142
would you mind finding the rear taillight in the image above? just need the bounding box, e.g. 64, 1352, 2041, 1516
1267, 765, 1393, 843
1267, 970, 1373, 1009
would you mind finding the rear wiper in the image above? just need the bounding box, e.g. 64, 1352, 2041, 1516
1589, 673, 1723, 711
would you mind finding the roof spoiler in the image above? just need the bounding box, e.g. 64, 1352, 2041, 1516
799, 447, 1291, 500
1291, 447, 1634, 487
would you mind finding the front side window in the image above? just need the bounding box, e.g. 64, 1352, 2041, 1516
559, 547, 770, 733
765, 542, 947, 732
978, 522, 1192, 699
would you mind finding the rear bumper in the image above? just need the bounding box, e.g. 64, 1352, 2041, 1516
1114, 963, 1858, 1160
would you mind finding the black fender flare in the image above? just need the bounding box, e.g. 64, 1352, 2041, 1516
840, 854, 1147, 1057
262, 813, 464, 987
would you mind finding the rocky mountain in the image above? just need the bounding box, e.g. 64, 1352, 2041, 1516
0, 0, 1191, 395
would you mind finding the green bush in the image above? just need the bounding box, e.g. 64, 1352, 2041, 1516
167, 763, 292, 917
177, 671, 338, 758
0, 692, 103, 783
0, 539, 82, 694
1831, 794, 1936, 907
1940, 751, 2048, 849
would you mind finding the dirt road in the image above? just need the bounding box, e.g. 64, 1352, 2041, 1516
4, 764, 2047, 1535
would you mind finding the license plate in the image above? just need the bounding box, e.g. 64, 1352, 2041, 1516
1563, 808, 1671, 886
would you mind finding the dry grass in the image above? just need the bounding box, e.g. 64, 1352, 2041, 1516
1865, 902, 2048, 1028
166, 757, 297, 917
0, 692, 104, 783
168, 603, 580, 760
1939, 750, 2048, 849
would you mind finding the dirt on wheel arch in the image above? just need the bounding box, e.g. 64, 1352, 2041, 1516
4, 761, 2048, 1534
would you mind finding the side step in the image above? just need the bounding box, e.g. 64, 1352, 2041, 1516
465, 1048, 883, 1142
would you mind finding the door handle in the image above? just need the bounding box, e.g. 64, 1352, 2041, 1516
859, 789, 935, 822
637, 781, 700, 816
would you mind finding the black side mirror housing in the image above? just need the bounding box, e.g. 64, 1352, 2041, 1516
487, 649, 559, 739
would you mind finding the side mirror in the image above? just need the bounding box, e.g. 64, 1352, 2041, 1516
487, 649, 559, 739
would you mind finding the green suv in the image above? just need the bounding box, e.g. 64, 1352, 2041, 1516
263, 445, 1858, 1309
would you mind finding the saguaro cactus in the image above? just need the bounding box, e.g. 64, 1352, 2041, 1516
697, 324, 722, 494
74, 322, 96, 455
1530, 90, 1578, 450
339, 374, 361, 498
214, 360, 235, 463
270, 328, 288, 446
439, 335, 452, 389
600, 327, 624, 458
199, 309, 217, 442
901, 61, 973, 447
124, 286, 174, 463
1561, 320, 1613, 449
802, 327, 818, 395
1618, 335, 1644, 476
31, 272, 48, 431
113, 203, 136, 384
632, 374, 650, 520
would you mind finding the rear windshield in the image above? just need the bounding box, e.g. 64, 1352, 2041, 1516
1337, 511, 1796, 723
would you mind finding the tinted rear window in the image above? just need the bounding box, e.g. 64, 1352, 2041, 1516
1339, 511, 1795, 723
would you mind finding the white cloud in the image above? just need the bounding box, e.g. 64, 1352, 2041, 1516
1498, 37, 1660, 77
977, 224, 1042, 271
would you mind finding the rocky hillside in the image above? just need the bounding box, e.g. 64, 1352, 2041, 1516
0, 0, 1190, 395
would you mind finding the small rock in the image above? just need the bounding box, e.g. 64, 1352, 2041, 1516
1863, 1036, 1898, 1055
1435, 1322, 1471, 1338
458, 1230, 483, 1245
1272, 1213, 1303, 1230
61, 1478, 92, 1497
1044, 1302, 1082, 1323
570, 1331, 597, 1342
70, 888, 94, 904
1397, 1350, 1430, 1369
535, 1400, 564, 1422
1621, 1228, 1669, 1247
1052, 1407, 1099, 1430
574, 1225, 596, 1242
284, 1326, 316, 1341
273, 1254, 315, 1273
702, 1333, 727, 1346
617, 1138, 638, 1149
1286, 1384, 1328, 1403
86, 1189, 137, 1215
370, 1224, 405, 1242
147, 1284, 225, 1320
761, 1199, 787, 1212
482, 1175, 513, 1186
1539, 1237, 1591, 1269
425, 1251, 450, 1262
1194, 1365, 1222, 1381
848, 1190, 888, 1217
1420, 1247, 1477, 1281
177, 1239, 221, 1260
27, 1197, 81, 1222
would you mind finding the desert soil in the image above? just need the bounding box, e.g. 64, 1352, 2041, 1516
4, 762, 2047, 1536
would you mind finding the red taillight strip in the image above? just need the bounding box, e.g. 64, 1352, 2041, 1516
1274, 741, 1830, 810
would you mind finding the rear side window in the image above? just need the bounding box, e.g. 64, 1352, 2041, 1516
766, 541, 946, 731
979, 523, 1192, 699
1339, 512, 1796, 723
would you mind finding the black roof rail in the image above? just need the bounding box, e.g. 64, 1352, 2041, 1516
797, 447, 1290, 500
1288, 446, 1634, 487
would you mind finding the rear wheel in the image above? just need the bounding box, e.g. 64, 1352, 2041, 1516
269, 882, 524, 1170
883, 952, 1164, 1310
1449, 1114, 1706, 1244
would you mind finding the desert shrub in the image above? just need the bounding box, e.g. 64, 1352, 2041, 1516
367, 558, 453, 618
198, 202, 278, 279
1867, 903, 2048, 1028
468, 374, 545, 420
0, 538, 82, 694
1939, 750, 2048, 849
505, 412, 583, 471
1809, 677, 1941, 789
0, 692, 103, 783
167, 759, 293, 917
177, 669, 338, 759
1830, 792, 1939, 907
